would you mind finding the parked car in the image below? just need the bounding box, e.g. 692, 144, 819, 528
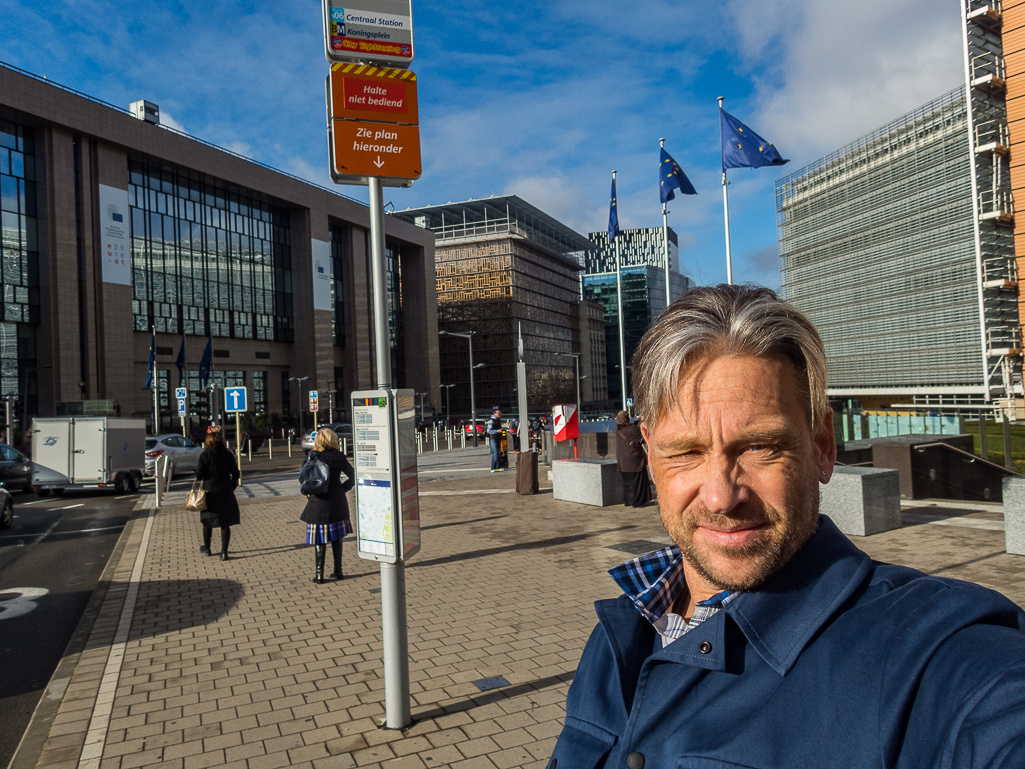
0, 485, 13, 529
145, 434, 203, 477
463, 421, 487, 438
301, 423, 353, 454
0, 442, 33, 493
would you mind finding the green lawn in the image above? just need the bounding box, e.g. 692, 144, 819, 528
962, 420, 1025, 474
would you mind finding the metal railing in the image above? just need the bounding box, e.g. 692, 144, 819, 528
974, 119, 1009, 152
971, 52, 1006, 87
979, 188, 1014, 220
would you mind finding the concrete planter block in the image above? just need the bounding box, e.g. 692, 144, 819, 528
1002, 476, 1025, 555
822, 466, 901, 536
552, 458, 623, 507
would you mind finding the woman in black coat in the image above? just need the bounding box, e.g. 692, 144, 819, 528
194, 430, 241, 560
301, 427, 355, 584
616, 411, 653, 508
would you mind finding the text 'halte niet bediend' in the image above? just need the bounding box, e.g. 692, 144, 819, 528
353, 127, 404, 153
347, 86, 404, 109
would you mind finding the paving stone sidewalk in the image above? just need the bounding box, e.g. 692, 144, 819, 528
18, 475, 1025, 769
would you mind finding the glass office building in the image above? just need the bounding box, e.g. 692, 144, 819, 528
0, 62, 437, 433
583, 227, 693, 405
776, 84, 1017, 405
395, 196, 597, 414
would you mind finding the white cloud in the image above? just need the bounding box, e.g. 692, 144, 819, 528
158, 109, 188, 134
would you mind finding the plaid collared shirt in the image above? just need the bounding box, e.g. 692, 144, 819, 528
609, 545, 739, 648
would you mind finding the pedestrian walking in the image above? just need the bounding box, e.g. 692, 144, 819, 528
509, 416, 520, 452
301, 427, 355, 584
615, 410, 652, 507
487, 407, 504, 472
194, 430, 240, 561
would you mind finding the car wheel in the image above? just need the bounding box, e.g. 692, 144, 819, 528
0, 498, 12, 529
37, 488, 50, 498
129, 472, 141, 493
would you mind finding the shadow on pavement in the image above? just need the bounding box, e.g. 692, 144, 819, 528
414, 670, 576, 721
421, 515, 507, 531
409, 526, 637, 570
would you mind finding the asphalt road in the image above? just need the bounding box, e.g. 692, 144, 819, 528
0, 488, 139, 768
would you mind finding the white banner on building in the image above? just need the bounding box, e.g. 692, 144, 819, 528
99, 184, 131, 286
311, 238, 332, 311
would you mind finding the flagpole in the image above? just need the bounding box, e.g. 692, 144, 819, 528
613, 170, 627, 412
718, 96, 734, 285
151, 325, 159, 435
660, 138, 671, 308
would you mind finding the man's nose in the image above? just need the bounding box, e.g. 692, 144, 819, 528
699, 455, 747, 514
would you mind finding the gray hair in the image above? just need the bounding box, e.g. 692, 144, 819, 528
632, 284, 829, 431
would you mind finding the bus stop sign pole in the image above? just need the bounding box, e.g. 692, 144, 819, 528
369, 176, 411, 729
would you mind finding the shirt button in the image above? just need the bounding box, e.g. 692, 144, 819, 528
699, 641, 713, 654
627, 752, 645, 769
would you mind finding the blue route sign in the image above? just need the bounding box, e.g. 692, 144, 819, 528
224, 386, 248, 413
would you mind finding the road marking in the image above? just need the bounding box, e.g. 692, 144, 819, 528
45, 503, 85, 511
0, 587, 49, 620
20, 499, 49, 505
78, 509, 155, 769
418, 467, 495, 474
114, 495, 135, 500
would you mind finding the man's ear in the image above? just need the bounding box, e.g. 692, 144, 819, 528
641, 420, 651, 444
815, 408, 837, 483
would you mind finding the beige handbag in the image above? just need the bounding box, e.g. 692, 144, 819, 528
186, 479, 207, 512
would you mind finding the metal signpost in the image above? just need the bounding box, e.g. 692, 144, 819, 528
176, 387, 188, 437
321, 0, 419, 729
224, 386, 247, 484
310, 390, 320, 431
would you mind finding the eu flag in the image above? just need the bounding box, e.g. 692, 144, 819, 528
660, 147, 697, 203
720, 109, 789, 170
176, 332, 186, 387
199, 336, 212, 387
608, 177, 621, 241
143, 330, 155, 390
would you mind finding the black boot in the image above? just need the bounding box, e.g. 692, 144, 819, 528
331, 540, 343, 580
312, 544, 326, 584
200, 525, 212, 555
220, 527, 231, 561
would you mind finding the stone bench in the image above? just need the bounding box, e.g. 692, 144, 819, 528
822, 466, 901, 536
1001, 476, 1025, 555
552, 458, 623, 507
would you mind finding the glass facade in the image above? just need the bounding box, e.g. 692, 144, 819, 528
328, 224, 347, 348
253, 370, 266, 415
387, 243, 405, 387
775, 87, 1011, 392
0, 118, 38, 410
128, 156, 293, 342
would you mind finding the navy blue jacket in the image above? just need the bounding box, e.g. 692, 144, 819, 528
551, 516, 1025, 768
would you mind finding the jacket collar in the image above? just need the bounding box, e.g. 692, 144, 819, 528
726, 515, 871, 676
597, 516, 871, 679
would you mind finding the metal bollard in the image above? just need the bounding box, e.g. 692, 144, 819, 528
155, 457, 163, 507
269, 437, 273, 459
165, 459, 175, 494
248, 441, 252, 462
461, 430, 466, 449
342, 437, 348, 455
433, 427, 438, 452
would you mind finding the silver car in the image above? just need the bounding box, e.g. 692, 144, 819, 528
145, 434, 203, 477
301, 423, 353, 454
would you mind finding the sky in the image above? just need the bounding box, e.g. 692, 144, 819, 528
0, 0, 965, 289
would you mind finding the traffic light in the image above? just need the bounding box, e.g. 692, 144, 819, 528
196, 392, 209, 420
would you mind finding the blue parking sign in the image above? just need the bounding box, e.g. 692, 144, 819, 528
224, 386, 248, 413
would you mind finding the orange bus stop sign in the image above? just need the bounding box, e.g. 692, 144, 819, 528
329, 64, 418, 125
330, 120, 422, 184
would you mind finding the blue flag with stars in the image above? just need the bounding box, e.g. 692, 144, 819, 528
720, 109, 789, 170
660, 147, 697, 203
608, 176, 621, 241
175, 331, 186, 387
143, 329, 156, 390
199, 335, 212, 387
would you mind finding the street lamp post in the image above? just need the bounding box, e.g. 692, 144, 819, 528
289, 376, 310, 443
439, 330, 480, 447
440, 384, 456, 424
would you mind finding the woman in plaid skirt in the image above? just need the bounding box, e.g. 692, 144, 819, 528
300, 428, 356, 584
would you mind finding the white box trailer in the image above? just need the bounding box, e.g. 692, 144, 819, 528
31, 417, 146, 496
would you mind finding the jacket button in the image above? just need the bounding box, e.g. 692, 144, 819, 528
699, 641, 713, 654
627, 752, 645, 769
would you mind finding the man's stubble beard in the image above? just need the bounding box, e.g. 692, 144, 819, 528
659, 470, 821, 593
